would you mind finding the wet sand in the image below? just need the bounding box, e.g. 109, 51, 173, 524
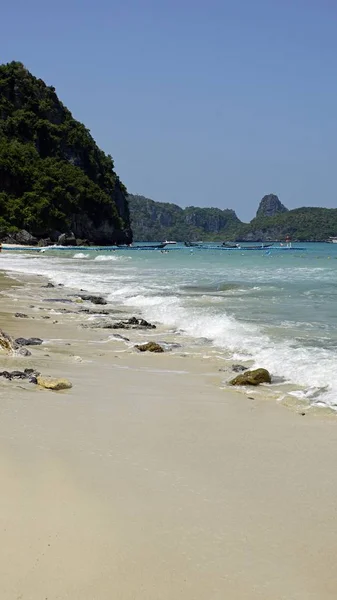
0, 271, 337, 599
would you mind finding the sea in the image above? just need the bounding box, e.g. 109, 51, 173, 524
2, 242, 337, 410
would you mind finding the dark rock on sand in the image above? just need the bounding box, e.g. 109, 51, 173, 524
24, 368, 40, 376
81, 319, 117, 330
127, 317, 156, 329
112, 334, 130, 342
80, 295, 107, 305
43, 298, 73, 303
83, 316, 156, 330
0, 328, 19, 354
14, 313, 29, 318
15, 337, 43, 346
42, 282, 55, 288
17, 347, 32, 356
232, 364, 248, 373
135, 342, 164, 353
79, 308, 111, 315
229, 368, 271, 386
0, 368, 40, 380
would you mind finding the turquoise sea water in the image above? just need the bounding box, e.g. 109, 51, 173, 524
2, 242, 337, 408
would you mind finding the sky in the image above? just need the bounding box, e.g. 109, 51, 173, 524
2, 0, 337, 220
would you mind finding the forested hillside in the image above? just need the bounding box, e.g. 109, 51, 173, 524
0, 61, 131, 245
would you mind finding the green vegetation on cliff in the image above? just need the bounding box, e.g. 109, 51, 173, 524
128, 194, 241, 241
0, 61, 131, 244
244, 207, 337, 242
129, 194, 337, 242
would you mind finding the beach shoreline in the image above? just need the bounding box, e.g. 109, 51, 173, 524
1, 269, 337, 599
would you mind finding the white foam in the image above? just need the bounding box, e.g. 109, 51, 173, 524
73, 253, 90, 259
94, 255, 120, 261
2, 249, 337, 409
123, 293, 337, 409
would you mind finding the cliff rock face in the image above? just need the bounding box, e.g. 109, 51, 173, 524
256, 194, 288, 218
0, 61, 132, 244
128, 195, 241, 241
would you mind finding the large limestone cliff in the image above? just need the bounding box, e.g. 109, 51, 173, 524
256, 194, 288, 218
0, 61, 132, 245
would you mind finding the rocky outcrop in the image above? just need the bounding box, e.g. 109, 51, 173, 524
82, 316, 156, 330
135, 342, 164, 353
229, 368, 271, 386
0, 61, 132, 246
37, 376, 72, 390
128, 195, 241, 241
256, 195, 288, 218
0, 328, 32, 355
80, 294, 107, 305
58, 232, 76, 246
15, 337, 43, 346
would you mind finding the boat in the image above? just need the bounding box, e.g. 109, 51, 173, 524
162, 240, 177, 246
184, 241, 203, 247
222, 242, 240, 248
327, 237, 337, 244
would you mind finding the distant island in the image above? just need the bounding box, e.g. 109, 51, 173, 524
0, 61, 132, 245
129, 193, 337, 242
1, 61, 337, 246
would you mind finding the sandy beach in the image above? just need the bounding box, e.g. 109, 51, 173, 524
0, 270, 337, 599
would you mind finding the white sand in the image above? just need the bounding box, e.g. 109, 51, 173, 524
0, 273, 337, 599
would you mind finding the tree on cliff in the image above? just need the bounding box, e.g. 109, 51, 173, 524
0, 61, 131, 244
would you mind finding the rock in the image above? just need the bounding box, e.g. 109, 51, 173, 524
24, 368, 40, 376
15, 337, 43, 346
134, 342, 164, 353
79, 308, 111, 315
231, 364, 248, 373
126, 317, 156, 329
58, 232, 76, 246
29, 377, 38, 384
42, 316, 51, 319
14, 312, 28, 318
82, 316, 156, 330
9, 370, 27, 379
82, 319, 120, 330
229, 368, 271, 386
256, 194, 288, 218
110, 321, 128, 329
0, 371, 13, 379
80, 294, 107, 305
0, 368, 40, 380
42, 282, 55, 288
38, 238, 53, 247
43, 298, 73, 303
13, 229, 38, 245
0, 328, 17, 354
37, 376, 72, 391
17, 347, 32, 356
112, 334, 130, 341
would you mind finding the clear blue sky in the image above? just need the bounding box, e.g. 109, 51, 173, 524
3, 0, 337, 220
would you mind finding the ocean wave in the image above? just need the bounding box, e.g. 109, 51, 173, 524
2, 248, 337, 409
73, 252, 90, 259
94, 255, 124, 261
123, 292, 337, 409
